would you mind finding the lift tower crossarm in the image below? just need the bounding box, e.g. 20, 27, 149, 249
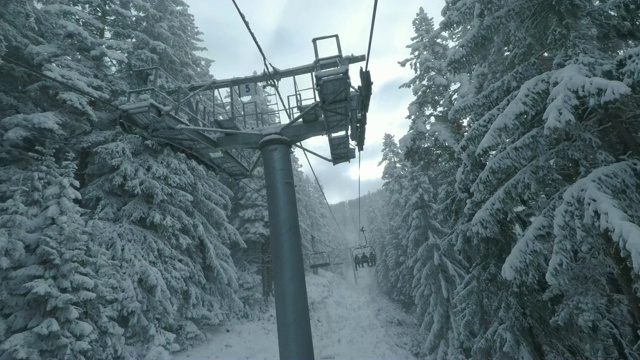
176, 102, 327, 149
182, 54, 366, 92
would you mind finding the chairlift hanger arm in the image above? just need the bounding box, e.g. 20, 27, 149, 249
360, 227, 368, 246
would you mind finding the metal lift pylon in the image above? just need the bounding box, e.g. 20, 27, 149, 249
119, 35, 372, 360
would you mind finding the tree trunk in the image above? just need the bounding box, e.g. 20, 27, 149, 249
608, 235, 640, 345
609, 327, 631, 360
75, 149, 90, 191
261, 238, 273, 299
98, 1, 107, 40
526, 324, 546, 360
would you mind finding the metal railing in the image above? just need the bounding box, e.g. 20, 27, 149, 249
126, 66, 296, 130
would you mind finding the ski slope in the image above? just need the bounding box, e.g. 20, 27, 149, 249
174, 266, 419, 359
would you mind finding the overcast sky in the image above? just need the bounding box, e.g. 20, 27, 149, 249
184, 0, 445, 203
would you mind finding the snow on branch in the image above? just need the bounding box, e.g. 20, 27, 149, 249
617, 46, 640, 86
468, 128, 552, 234
477, 73, 549, 154
428, 121, 458, 148
543, 64, 630, 134
502, 196, 560, 283
472, 127, 544, 200
457, 92, 517, 156
550, 161, 640, 276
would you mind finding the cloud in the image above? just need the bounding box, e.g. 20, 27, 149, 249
347, 158, 383, 181
184, 0, 446, 203
295, 150, 384, 204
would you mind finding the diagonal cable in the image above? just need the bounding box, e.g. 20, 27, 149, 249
230, 0, 292, 121
300, 146, 347, 241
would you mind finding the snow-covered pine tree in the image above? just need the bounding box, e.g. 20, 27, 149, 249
439, 0, 640, 357
229, 167, 272, 307
292, 152, 340, 262
0, 0, 46, 120
0, 153, 93, 360
373, 134, 415, 306
0, 0, 123, 153
0, 1, 131, 357
74, 0, 245, 355
399, 8, 453, 130
0, 115, 122, 359
82, 138, 243, 356
33, 0, 129, 123
396, 9, 467, 356
124, 0, 211, 82
384, 166, 421, 307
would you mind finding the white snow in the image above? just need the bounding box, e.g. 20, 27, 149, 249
544, 64, 630, 134
173, 267, 418, 360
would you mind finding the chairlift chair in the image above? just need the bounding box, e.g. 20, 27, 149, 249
351, 245, 376, 269
329, 248, 346, 266
309, 251, 331, 270
352, 227, 376, 269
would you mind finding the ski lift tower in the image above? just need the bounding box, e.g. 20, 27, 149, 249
119, 34, 372, 360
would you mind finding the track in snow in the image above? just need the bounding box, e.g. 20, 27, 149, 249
174, 266, 419, 359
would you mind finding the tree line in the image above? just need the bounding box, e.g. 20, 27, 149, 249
0, 1, 340, 358
369, 2, 640, 359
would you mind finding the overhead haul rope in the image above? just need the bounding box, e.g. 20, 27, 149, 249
359, 0, 378, 239
365, 0, 379, 72
358, 152, 362, 243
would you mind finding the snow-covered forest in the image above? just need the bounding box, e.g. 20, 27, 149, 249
369, 2, 640, 359
1, 0, 640, 359
0, 1, 338, 358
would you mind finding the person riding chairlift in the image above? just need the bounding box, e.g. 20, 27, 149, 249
368, 252, 376, 266
360, 253, 369, 268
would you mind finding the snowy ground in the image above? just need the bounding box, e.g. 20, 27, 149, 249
174, 265, 420, 359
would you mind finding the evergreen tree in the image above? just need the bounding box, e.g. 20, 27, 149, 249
82, 137, 243, 355
373, 134, 413, 305
292, 152, 340, 262
0, 0, 46, 120
0, 1, 127, 356
124, 0, 211, 82
439, 0, 640, 357
371, 1, 640, 358
67, 0, 245, 355
229, 167, 272, 306
395, 10, 468, 355
0, 121, 121, 359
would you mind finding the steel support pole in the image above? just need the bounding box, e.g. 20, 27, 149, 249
259, 135, 315, 360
